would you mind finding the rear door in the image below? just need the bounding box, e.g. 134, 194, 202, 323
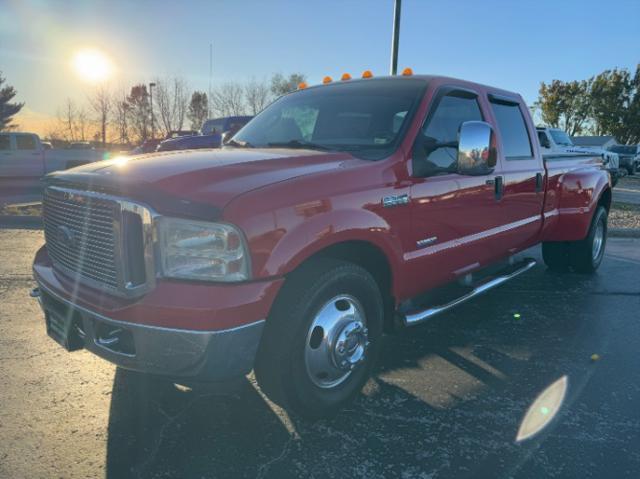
486, 95, 545, 252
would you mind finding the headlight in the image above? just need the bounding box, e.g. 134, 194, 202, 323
157, 218, 250, 282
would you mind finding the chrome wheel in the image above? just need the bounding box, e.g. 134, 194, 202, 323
592, 220, 604, 261
304, 295, 369, 389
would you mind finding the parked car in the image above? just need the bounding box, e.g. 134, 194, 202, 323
607, 144, 639, 175
166, 130, 199, 138
537, 127, 620, 185
0, 132, 104, 198
32, 74, 611, 419
129, 138, 162, 155
156, 116, 252, 152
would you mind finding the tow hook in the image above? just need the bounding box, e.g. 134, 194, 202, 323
30, 287, 41, 298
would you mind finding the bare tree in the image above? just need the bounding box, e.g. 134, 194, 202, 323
53, 98, 91, 142
76, 106, 89, 141
154, 77, 189, 136
210, 82, 247, 117
244, 78, 271, 115
55, 99, 77, 142
88, 85, 112, 146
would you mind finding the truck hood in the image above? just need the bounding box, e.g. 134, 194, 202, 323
47, 148, 357, 219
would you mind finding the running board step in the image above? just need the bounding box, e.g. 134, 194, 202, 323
401, 258, 537, 327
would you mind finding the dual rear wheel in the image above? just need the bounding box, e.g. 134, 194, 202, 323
542, 206, 608, 273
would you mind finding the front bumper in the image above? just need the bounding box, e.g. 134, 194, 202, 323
33, 282, 265, 381
32, 246, 284, 381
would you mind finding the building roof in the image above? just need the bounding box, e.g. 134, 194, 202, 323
571, 135, 617, 147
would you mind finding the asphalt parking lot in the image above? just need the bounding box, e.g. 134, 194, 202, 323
1, 229, 639, 479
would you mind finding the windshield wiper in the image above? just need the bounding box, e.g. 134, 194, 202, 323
267, 140, 333, 151
225, 139, 253, 148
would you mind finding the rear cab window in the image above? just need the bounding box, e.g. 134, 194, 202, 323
16, 135, 37, 150
489, 97, 533, 160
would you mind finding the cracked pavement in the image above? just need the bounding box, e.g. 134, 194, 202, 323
1, 229, 639, 478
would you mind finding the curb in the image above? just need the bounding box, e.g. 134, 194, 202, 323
0, 216, 43, 229
609, 228, 640, 238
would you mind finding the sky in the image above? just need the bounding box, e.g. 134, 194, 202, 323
1, 0, 639, 134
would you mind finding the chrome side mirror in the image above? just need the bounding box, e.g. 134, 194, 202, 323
457, 121, 495, 176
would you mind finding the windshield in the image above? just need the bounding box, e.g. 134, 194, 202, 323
233, 78, 427, 160
549, 129, 573, 146
609, 145, 636, 154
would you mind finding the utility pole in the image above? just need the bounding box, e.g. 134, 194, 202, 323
149, 82, 156, 139
208, 43, 212, 119
390, 0, 402, 75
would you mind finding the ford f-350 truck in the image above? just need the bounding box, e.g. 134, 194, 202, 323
32, 74, 611, 418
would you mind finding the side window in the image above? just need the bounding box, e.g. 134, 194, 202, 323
0, 135, 10, 151
490, 101, 533, 159
16, 135, 37, 150
414, 93, 483, 176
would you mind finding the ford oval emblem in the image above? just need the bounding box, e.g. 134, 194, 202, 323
56, 225, 77, 248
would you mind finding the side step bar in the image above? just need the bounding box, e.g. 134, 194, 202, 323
402, 258, 537, 327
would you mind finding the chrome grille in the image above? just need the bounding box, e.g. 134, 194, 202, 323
43, 187, 120, 290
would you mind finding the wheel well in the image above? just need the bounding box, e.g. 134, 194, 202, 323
298, 241, 396, 332
598, 187, 612, 213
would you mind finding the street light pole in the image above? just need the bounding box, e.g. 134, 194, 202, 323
390, 0, 402, 75
149, 82, 156, 139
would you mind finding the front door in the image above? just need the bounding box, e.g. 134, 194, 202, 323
404, 87, 507, 297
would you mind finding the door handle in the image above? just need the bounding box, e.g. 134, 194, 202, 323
494, 175, 504, 200
535, 172, 543, 192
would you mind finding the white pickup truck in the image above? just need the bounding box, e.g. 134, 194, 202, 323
536, 127, 620, 186
0, 132, 105, 200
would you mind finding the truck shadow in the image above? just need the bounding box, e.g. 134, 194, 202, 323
104, 268, 605, 478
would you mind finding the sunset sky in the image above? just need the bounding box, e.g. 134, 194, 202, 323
1, 0, 639, 135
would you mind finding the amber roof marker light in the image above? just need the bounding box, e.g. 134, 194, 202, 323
362, 70, 373, 79
297, 82, 308, 90
341, 73, 352, 81
401, 67, 413, 76
322, 76, 333, 84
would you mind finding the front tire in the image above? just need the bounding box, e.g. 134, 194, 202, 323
569, 206, 608, 273
255, 259, 384, 419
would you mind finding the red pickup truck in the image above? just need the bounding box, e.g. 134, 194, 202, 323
32, 74, 611, 418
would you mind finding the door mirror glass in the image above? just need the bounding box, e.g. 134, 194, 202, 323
457, 121, 495, 176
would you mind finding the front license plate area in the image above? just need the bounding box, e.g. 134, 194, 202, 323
42, 291, 84, 352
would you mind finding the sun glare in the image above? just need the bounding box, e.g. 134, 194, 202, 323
72, 49, 113, 83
